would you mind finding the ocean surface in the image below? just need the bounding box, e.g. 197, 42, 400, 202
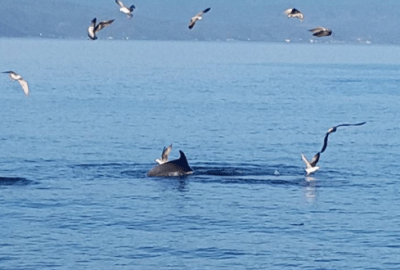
1, 39, 400, 269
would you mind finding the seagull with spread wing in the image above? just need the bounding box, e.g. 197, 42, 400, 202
309, 27, 332, 37
284, 8, 304, 21
188, 7, 211, 29
115, 0, 135, 18
2, 71, 29, 96
87, 18, 115, 40
155, 144, 173, 165
301, 152, 321, 176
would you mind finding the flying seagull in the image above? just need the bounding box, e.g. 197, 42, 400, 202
188, 7, 211, 29
301, 152, 321, 176
155, 144, 173, 165
284, 8, 304, 21
2, 71, 29, 96
309, 27, 332, 37
321, 122, 366, 153
115, 0, 135, 18
87, 18, 115, 40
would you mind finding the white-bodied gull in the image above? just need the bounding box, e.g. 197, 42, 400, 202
284, 8, 304, 21
188, 7, 211, 29
115, 0, 135, 18
155, 144, 173, 165
2, 71, 29, 96
87, 18, 115, 40
301, 152, 321, 176
309, 27, 332, 37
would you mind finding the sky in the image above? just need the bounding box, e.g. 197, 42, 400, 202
1, 0, 400, 44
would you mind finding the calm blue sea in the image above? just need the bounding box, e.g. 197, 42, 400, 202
1, 39, 400, 269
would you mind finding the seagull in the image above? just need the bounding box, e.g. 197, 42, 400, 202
284, 8, 304, 21
2, 71, 29, 96
321, 122, 366, 153
115, 0, 135, 18
155, 144, 173, 165
188, 7, 211, 29
301, 152, 321, 176
87, 18, 115, 40
301, 121, 366, 175
309, 27, 332, 37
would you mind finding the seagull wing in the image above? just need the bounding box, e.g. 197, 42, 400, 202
309, 27, 324, 33
161, 144, 173, 162
309, 152, 320, 167
2, 71, 15, 75
320, 133, 330, 153
17, 79, 29, 96
201, 7, 211, 14
334, 122, 367, 129
116, 0, 125, 8
310, 27, 329, 34
95, 19, 115, 33
284, 8, 293, 15
87, 18, 97, 39
291, 8, 301, 14
188, 17, 198, 29
189, 8, 210, 29
301, 154, 312, 169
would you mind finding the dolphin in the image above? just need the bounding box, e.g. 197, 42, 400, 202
147, 150, 194, 177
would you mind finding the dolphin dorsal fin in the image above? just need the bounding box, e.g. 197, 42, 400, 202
178, 150, 188, 164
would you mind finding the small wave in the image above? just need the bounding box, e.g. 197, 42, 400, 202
71, 162, 150, 179
0, 177, 32, 186
193, 163, 300, 177
190, 164, 306, 186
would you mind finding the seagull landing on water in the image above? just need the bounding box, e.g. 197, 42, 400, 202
115, 0, 135, 18
188, 7, 211, 29
2, 71, 29, 96
87, 18, 115, 40
284, 8, 304, 21
301, 152, 321, 176
321, 122, 366, 153
155, 144, 173, 165
309, 27, 332, 37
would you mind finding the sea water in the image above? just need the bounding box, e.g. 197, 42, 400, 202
1, 39, 400, 269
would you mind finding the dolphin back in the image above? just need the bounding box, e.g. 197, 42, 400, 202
147, 150, 193, 177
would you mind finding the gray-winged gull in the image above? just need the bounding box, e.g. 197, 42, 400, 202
188, 7, 211, 29
115, 0, 135, 18
155, 144, 173, 165
88, 18, 115, 40
309, 27, 332, 37
284, 8, 304, 21
301, 152, 321, 176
